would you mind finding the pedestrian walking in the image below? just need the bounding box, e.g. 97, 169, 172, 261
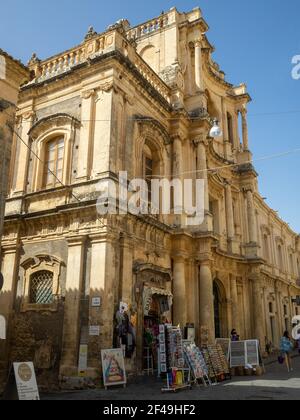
280, 331, 294, 372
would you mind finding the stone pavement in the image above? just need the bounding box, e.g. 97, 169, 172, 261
42, 355, 300, 401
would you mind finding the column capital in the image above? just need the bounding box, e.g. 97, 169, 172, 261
193, 135, 208, 147
170, 133, 185, 144
1, 242, 20, 255
172, 254, 186, 263
81, 88, 96, 100
66, 235, 87, 247
194, 39, 203, 48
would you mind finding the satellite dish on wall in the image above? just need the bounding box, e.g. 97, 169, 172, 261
0, 272, 3, 291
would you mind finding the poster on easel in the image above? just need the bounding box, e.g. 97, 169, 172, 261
13, 362, 40, 400
101, 349, 127, 389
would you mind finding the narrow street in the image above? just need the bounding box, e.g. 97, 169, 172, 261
42, 355, 300, 401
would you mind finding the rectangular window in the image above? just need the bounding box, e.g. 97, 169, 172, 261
43, 137, 64, 189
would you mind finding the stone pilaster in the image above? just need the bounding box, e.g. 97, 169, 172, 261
60, 235, 87, 377
194, 39, 204, 92
12, 111, 34, 196
77, 89, 95, 181
0, 243, 20, 384
230, 275, 240, 333
251, 274, 265, 350
225, 184, 235, 245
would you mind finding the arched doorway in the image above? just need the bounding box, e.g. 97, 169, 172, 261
213, 279, 228, 339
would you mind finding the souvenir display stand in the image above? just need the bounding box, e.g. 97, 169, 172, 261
161, 326, 192, 393
183, 342, 212, 387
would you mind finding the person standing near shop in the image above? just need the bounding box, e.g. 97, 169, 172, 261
231, 329, 240, 342
280, 331, 294, 373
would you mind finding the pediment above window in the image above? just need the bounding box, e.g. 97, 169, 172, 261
28, 113, 81, 140
134, 115, 171, 146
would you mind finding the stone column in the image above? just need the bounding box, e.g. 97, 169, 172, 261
199, 261, 215, 343
173, 256, 187, 327
172, 135, 183, 179
60, 236, 86, 377
241, 109, 249, 151
243, 279, 252, 339
194, 39, 204, 91
77, 89, 95, 180
230, 275, 240, 333
195, 138, 209, 213
225, 184, 235, 240
277, 287, 284, 337
246, 190, 258, 243
251, 275, 265, 350
172, 135, 183, 223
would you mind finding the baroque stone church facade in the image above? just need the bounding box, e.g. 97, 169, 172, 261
1, 7, 300, 388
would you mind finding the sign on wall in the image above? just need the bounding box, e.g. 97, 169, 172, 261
13, 362, 40, 400
91, 297, 101, 307
78, 345, 88, 377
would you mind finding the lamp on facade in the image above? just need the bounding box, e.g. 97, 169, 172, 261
209, 118, 222, 138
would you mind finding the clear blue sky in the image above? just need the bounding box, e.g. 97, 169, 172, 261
1, 0, 300, 232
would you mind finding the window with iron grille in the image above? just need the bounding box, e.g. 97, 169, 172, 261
29, 270, 54, 304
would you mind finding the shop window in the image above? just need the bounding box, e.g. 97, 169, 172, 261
43, 137, 65, 189
30, 270, 54, 304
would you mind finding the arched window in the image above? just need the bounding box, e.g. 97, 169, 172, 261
142, 142, 160, 211
143, 144, 154, 203
263, 234, 270, 261
227, 112, 234, 146
29, 270, 54, 304
43, 137, 65, 189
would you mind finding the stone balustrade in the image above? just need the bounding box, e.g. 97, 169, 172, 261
26, 29, 171, 104
127, 14, 170, 40
133, 54, 170, 103
31, 35, 107, 83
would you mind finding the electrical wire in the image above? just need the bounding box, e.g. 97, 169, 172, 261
3, 107, 300, 189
